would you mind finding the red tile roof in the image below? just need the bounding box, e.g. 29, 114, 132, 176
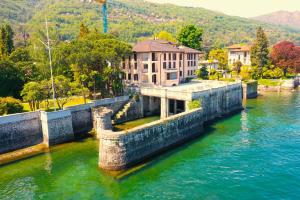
133, 39, 201, 53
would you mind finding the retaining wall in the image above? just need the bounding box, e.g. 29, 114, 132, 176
41, 110, 74, 146
0, 112, 42, 154
0, 96, 130, 155
65, 96, 129, 134
99, 109, 204, 170
242, 81, 258, 99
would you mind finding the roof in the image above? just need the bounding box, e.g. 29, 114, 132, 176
227, 44, 251, 52
133, 39, 201, 53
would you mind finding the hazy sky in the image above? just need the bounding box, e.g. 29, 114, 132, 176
147, 0, 300, 17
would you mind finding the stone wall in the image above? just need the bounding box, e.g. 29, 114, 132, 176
0, 96, 130, 155
0, 112, 42, 154
113, 100, 144, 124
242, 81, 258, 99
41, 110, 74, 146
99, 109, 204, 170
191, 83, 243, 121
65, 96, 129, 134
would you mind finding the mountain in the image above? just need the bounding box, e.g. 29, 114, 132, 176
253, 11, 300, 29
1, 0, 300, 48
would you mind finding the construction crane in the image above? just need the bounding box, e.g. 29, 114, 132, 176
95, 0, 108, 33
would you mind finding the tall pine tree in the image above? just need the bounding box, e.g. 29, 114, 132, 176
250, 27, 269, 76
0, 24, 14, 58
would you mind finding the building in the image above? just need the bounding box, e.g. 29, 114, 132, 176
199, 60, 219, 71
227, 44, 251, 66
122, 39, 201, 87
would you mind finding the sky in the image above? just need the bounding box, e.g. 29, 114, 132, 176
147, 0, 300, 18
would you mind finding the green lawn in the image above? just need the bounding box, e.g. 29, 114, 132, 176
258, 79, 282, 86
113, 116, 160, 131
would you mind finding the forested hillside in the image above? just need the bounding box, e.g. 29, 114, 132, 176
2, 0, 300, 47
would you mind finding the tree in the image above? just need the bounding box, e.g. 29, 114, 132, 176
154, 31, 176, 42
53, 75, 73, 110
0, 23, 14, 58
232, 61, 242, 74
197, 67, 209, 80
9, 48, 38, 82
251, 27, 269, 76
0, 97, 23, 115
0, 60, 24, 98
208, 48, 228, 70
270, 41, 300, 76
21, 82, 45, 111
177, 25, 203, 50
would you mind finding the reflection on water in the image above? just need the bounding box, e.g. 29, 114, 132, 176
0, 91, 300, 199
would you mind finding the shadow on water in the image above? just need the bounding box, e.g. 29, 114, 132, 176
111, 111, 242, 181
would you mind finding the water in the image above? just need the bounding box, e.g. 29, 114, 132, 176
0, 91, 300, 200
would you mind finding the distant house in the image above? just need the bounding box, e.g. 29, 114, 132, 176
199, 60, 219, 71
227, 44, 251, 66
122, 39, 202, 87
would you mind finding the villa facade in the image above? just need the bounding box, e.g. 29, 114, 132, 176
227, 44, 251, 66
122, 39, 201, 87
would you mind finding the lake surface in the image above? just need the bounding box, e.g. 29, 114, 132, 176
0, 91, 300, 200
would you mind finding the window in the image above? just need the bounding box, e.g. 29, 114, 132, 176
163, 62, 167, 69
180, 53, 183, 60
122, 73, 126, 80
134, 74, 139, 81
173, 62, 176, 68
244, 52, 247, 57
134, 63, 137, 70
167, 72, 177, 80
152, 63, 156, 72
180, 71, 183, 77
134, 53, 137, 61
164, 53, 167, 61
173, 53, 177, 60
144, 64, 148, 69
169, 53, 171, 60
128, 73, 131, 80
169, 62, 171, 68
142, 53, 148, 61
122, 62, 125, 69
179, 61, 182, 68
152, 53, 156, 61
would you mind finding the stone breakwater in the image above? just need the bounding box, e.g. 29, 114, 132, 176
0, 96, 129, 154
98, 82, 243, 171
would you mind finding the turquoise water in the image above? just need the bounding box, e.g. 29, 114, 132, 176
0, 91, 300, 199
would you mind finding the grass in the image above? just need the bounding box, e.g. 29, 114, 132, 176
113, 116, 160, 131
22, 96, 91, 112
258, 79, 282, 87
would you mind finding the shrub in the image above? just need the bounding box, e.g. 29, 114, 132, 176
0, 97, 23, 115
197, 67, 209, 80
188, 100, 201, 110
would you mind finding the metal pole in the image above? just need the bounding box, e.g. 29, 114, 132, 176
45, 17, 56, 111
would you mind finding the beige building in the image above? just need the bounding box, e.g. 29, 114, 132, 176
227, 44, 251, 66
122, 39, 201, 87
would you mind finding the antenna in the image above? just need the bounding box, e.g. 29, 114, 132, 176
42, 17, 57, 111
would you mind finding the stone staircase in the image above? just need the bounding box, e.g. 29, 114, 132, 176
112, 100, 135, 125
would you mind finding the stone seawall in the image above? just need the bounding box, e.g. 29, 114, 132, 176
243, 81, 258, 99
191, 83, 243, 121
0, 112, 42, 154
99, 83, 243, 170
65, 96, 129, 134
41, 110, 74, 146
99, 109, 204, 170
0, 96, 129, 155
